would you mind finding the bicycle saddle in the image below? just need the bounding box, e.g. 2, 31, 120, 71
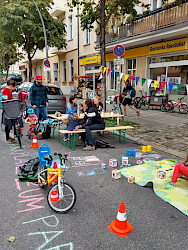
44, 154, 53, 161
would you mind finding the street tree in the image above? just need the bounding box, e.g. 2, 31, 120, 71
69, 0, 143, 109
0, 0, 66, 81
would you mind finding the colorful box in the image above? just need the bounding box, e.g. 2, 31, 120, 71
101, 163, 106, 169
132, 150, 137, 157
128, 175, 135, 183
126, 149, 132, 156
146, 145, 152, 152
157, 171, 166, 179
109, 159, 118, 168
121, 156, 129, 166
112, 170, 121, 179
136, 159, 143, 165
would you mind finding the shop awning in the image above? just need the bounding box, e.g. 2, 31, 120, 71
72, 75, 92, 79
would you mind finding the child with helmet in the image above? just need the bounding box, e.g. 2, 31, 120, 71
25, 108, 38, 137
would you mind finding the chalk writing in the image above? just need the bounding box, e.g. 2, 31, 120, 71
77, 168, 105, 177
23, 215, 59, 228
45, 243, 74, 250
27, 231, 64, 250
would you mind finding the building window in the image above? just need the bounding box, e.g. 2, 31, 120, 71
39, 66, 42, 76
84, 29, 90, 45
69, 59, 74, 82
127, 59, 136, 88
62, 61, 67, 82
34, 66, 37, 79
68, 15, 73, 41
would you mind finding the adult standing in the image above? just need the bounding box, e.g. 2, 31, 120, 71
67, 96, 77, 113
2, 80, 17, 143
30, 75, 48, 120
74, 99, 105, 151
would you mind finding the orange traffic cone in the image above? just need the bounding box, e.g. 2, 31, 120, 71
50, 190, 60, 203
107, 202, 134, 238
50, 162, 58, 184
30, 135, 40, 148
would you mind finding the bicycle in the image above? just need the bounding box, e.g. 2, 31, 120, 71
132, 91, 150, 110
110, 100, 123, 115
2, 99, 23, 148
38, 151, 76, 213
160, 97, 187, 114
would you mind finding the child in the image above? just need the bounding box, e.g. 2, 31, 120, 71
25, 108, 38, 135
94, 96, 103, 112
62, 109, 78, 141
79, 104, 84, 114
171, 153, 188, 186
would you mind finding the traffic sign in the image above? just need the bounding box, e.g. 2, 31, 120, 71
44, 59, 50, 67
113, 45, 125, 57
44, 67, 51, 72
114, 58, 125, 65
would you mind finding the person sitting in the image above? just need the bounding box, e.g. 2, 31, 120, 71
74, 99, 105, 151
171, 153, 188, 186
62, 109, 78, 142
25, 108, 38, 135
67, 95, 77, 113
94, 96, 103, 112
79, 103, 84, 114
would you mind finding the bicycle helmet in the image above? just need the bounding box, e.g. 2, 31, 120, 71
27, 108, 35, 114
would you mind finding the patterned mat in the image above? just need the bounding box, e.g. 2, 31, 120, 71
120, 159, 188, 216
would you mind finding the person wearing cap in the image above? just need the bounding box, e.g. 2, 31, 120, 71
29, 75, 48, 120
61, 109, 78, 142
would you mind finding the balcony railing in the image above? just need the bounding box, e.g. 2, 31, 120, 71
99, 2, 188, 45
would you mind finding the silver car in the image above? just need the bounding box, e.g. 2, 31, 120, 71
18, 82, 67, 114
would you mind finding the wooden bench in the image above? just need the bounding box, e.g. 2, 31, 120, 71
58, 126, 134, 151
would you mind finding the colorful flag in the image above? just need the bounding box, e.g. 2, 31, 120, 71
111, 70, 115, 78
129, 75, 134, 83
177, 84, 183, 94
103, 67, 107, 74
107, 68, 111, 76
99, 73, 103, 80
115, 72, 119, 79
186, 84, 188, 94
125, 74, 129, 82
147, 79, 153, 89
142, 78, 146, 86
120, 73, 124, 81
100, 67, 103, 73
169, 82, 175, 93
154, 80, 159, 90
135, 77, 140, 85
159, 81, 167, 91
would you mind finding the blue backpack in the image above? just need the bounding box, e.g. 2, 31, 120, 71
131, 88, 136, 97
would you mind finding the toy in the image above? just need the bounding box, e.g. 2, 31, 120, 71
126, 149, 132, 156
157, 171, 166, 179
132, 150, 137, 157
128, 175, 135, 183
146, 145, 152, 152
142, 146, 147, 152
135, 152, 142, 158
112, 170, 121, 179
156, 164, 162, 169
101, 163, 107, 169
109, 159, 118, 168
136, 159, 143, 165
121, 156, 129, 166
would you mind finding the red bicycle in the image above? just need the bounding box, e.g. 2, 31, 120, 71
160, 97, 187, 114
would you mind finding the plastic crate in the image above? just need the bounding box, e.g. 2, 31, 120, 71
2, 99, 21, 119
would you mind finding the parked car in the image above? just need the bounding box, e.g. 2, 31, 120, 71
18, 82, 67, 115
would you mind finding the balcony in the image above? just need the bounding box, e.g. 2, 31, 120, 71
49, 0, 66, 17
98, 2, 188, 45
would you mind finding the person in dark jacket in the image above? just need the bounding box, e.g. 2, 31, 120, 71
30, 75, 48, 120
74, 99, 105, 151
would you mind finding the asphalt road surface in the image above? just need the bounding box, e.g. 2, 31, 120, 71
1, 122, 188, 250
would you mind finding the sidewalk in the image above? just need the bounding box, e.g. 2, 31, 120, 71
106, 104, 188, 158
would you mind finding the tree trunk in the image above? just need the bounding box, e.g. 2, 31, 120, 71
5, 60, 9, 80
28, 54, 32, 82
100, 0, 106, 111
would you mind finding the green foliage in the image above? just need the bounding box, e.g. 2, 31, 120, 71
0, 0, 66, 59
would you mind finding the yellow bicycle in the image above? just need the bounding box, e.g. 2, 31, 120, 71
38, 152, 76, 213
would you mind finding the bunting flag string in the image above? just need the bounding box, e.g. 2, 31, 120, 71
120, 73, 124, 81
159, 81, 167, 91
111, 70, 115, 78
115, 72, 119, 79
147, 79, 153, 89
169, 82, 175, 93
125, 74, 129, 82
103, 67, 107, 74
99, 73, 103, 80
142, 78, 146, 86
154, 80, 159, 90
129, 75, 134, 83
135, 77, 140, 85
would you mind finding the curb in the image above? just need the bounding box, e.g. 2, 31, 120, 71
113, 131, 184, 158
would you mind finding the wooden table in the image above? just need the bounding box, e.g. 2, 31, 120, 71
48, 112, 123, 125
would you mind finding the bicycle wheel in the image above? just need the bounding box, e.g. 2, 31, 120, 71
140, 102, 149, 110
38, 166, 47, 189
47, 182, 76, 213
160, 102, 172, 112
179, 104, 187, 114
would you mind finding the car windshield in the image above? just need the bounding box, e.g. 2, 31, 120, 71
45, 86, 63, 95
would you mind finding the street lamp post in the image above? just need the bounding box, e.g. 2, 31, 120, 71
31, 0, 50, 82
